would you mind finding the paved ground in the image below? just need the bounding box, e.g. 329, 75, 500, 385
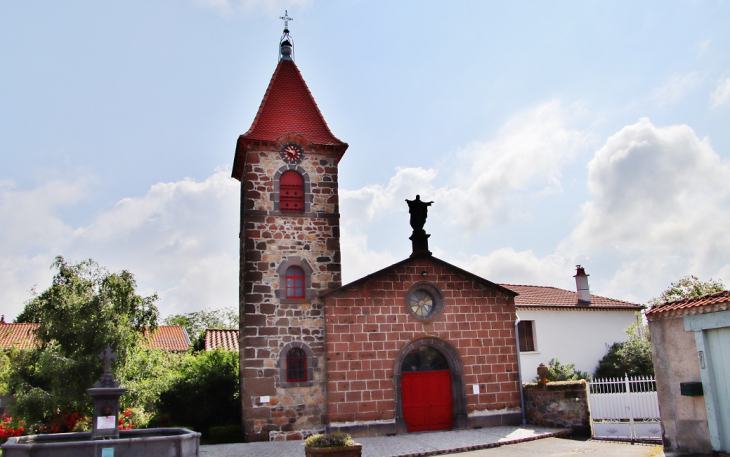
199, 425, 664, 457
446, 436, 664, 457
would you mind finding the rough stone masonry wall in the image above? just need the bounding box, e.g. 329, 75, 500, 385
325, 257, 522, 435
240, 145, 341, 442
523, 381, 590, 435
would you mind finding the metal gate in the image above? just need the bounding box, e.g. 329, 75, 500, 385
588, 374, 661, 440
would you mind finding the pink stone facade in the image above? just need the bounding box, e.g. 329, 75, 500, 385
323, 257, 523, 436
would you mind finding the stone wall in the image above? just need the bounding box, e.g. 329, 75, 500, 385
239, 141, 342, 442
324, 257, 522, 436
523, 381, 590, 435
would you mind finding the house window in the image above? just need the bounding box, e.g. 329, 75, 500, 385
285, 266, 305, 299
286, 348, 307, 382
280, 171, 304, 213
518, 320, 536, 352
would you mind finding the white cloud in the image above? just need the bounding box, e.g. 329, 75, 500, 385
341, 167, 437, 225
341, 101, 592, 238
0, 171, 241, 320
710, 76, 730, 107
461, 248, 573, 290
562, 118, 730, 300
340, 229, 398, 285
650, 72, 702, 106
437, 100, 591, 234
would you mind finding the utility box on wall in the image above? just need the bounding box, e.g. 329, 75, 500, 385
679, 381, 703, 396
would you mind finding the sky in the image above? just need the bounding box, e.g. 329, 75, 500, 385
2, 1, 729, 321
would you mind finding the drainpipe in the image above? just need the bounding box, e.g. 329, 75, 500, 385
514, 316, 527, 425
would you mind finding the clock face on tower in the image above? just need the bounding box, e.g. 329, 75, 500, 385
280, 142, 304, 164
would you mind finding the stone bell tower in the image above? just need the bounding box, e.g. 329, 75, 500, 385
231, 13, 348, 442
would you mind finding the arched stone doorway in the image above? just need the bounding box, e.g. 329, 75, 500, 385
393, 337, 467, 433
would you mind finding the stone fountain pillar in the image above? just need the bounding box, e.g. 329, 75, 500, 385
86, 347, 127, 440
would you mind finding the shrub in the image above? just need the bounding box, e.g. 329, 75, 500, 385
594, 321, 653, 379
303, 432, 356, 448
534, 358, 591, 382
155, 350, 239, 437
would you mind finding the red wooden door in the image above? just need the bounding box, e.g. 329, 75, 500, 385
402, 370, 453, 432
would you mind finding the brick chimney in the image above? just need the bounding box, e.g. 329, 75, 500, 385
574, 265, 591, 305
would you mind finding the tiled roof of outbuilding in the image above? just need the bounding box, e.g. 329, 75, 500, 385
143, 326, 191, 351
205, 328, 239, 351
0, 323, 38, 350
0, 323, 190, 351
501, 284, 643, 310
645, 290, 730, 320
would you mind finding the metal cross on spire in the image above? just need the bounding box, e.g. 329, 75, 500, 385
280, 10, 293, 31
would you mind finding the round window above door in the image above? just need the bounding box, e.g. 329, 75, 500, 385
404, 282, 445, 322
409, 290, 434, 318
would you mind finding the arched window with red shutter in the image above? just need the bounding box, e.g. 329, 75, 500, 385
280, 171, 304, 213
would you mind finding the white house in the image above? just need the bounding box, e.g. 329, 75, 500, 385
504, 266, 643, 381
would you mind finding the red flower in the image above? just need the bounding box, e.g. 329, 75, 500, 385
124, 410, 131, 417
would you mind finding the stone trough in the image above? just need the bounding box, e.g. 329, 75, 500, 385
2, 428, 200, 457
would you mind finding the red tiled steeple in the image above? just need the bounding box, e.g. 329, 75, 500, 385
232, 58, 348, 180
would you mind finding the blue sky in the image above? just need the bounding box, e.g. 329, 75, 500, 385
2, 1, 729, 321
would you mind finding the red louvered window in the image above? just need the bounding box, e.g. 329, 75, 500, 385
285, 266, 305, 299
286, 348, 307, 382
280, 171, 304, 213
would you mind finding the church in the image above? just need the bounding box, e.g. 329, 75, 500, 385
231, 21, 522, 442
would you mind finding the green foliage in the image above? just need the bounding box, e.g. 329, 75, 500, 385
303, 432, 355, 448
155, 350, 239, 437
648, 275, 725, 307
163, 307, 237, 351
534, 358, 591, 382
117, 348, 192, 414
0, 351, 10, 395
594, 321, 654, 379
9, 256, 159, 424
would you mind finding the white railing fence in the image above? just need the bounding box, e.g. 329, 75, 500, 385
588, 374, 662, 441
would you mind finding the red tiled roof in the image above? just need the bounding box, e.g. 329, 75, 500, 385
205, 329, 239, 351
0, 323, 38, 350
0, 324, 189, 351
501, 284, 643, 310
646, 290, 730, 319
242, 59, 346, 146
143, 326, 190, 351
232, 58, 348, 180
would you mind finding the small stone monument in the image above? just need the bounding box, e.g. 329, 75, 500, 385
406, 195, 434, 258
87, 347, 127, 440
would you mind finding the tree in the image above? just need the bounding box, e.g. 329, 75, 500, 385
594, 321, 653, 378
10, 256, 159, 423
163, 307, 238, 351
648, 275, 725, 307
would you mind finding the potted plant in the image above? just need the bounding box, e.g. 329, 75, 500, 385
302, 432, 362, 457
